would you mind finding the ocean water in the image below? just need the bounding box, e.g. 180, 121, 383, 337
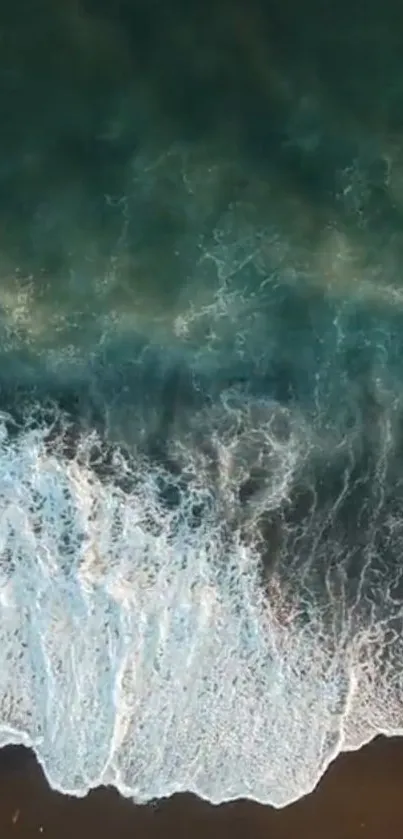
1, 0, 403, 809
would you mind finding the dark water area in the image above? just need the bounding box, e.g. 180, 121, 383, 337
1, 0, 403, 826
0, 0, 402, 276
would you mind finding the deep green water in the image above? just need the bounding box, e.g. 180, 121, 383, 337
1, 0, 403, 515
2, 0, 403, 636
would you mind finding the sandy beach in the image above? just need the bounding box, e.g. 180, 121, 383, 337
0, 738, 401, 838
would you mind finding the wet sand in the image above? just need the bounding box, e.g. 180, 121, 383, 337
0, 738, 402, 838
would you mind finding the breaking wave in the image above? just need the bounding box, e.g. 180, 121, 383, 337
2, 282, 403, 808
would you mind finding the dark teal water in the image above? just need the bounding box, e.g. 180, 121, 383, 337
2, 0, 403, 608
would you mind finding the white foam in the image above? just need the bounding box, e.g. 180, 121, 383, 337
0, 404, 400, 808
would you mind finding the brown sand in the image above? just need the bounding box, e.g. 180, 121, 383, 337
0, 737, 401, 838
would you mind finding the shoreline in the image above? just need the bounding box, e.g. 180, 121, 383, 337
0, 737, 402, 837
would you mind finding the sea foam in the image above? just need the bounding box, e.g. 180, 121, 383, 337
0, 383, 402, 809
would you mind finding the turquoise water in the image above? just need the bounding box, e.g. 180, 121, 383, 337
1, 0, 403, 808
